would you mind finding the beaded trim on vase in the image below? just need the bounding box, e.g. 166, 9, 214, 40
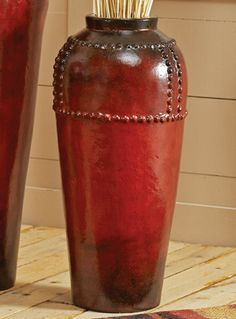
53, 36, 187, 124
54, 107, 188, 124
75, 39, 176, 50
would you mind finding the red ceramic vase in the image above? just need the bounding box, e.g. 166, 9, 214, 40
0, 0, 48, 290
53, 16, 187, 312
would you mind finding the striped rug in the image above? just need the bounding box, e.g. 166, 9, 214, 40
103, 305, 236, 319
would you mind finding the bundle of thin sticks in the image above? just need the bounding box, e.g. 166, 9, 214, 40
93, 0, 154, 19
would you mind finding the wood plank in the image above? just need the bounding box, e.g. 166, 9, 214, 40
74, 309, 146, 319
5, 302, 83, 319
74, 311, 139, 319
20, 227, 64, 248
158, 275, 236, 311
20, 225, 33, 233
152, 250, 236, 311
0, 251, 69, 297
49, 291, 72, 305
18, 234, 67, 267
165, 245, 236, 278
16, 251, 69, 287
167, 241, 189, 254
0, 272, 77, 318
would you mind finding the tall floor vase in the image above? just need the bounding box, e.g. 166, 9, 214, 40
54, 16, 187, 312
0, 0, 48, 290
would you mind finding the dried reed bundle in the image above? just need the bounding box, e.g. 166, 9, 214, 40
93, 0, 154, 19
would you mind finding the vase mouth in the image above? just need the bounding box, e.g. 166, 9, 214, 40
86, 15, 158, 31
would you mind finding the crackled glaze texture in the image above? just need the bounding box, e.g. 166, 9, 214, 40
54, 16, 187, 312
0, 0, 48, 290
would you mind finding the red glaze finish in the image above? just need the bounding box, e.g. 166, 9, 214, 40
54, 16, 187, 312
0, 0, 48, 290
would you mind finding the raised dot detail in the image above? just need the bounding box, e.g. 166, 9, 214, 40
53, 36, 187, 125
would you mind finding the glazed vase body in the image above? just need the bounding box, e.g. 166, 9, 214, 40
0, 0, 48, 290
54, 17, 187, 312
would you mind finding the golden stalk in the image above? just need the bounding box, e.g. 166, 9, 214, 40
94, 0, 154, 18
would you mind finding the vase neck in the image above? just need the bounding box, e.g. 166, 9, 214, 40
86, 15, 158, 32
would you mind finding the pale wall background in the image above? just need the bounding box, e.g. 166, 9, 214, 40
23, 0, 236, 246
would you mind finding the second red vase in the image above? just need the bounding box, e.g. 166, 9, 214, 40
54, 16, 187, 312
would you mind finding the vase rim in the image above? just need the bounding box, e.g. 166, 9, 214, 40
86, 15, 158, 31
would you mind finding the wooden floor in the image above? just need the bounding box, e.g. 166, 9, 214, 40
0, 225, 235, 318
